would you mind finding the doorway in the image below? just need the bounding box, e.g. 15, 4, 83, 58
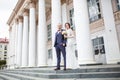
92, 37, 106, 64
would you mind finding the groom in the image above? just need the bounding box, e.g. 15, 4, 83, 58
54, 24, 67, 70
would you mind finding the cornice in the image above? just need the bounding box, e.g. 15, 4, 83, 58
7, 0, 25, 26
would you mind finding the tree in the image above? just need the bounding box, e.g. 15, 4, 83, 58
0, 60, 6, 68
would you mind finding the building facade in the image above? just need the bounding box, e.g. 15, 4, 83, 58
0, 38, 8, 61
7, 0, 120, 69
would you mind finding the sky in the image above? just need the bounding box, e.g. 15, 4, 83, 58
0, 0, 18, 39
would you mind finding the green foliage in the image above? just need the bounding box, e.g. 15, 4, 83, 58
0, 60, 6, 67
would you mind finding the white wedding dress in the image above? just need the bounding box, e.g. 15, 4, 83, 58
66, 29, 79, 69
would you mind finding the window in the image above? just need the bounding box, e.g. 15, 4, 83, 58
0, 45, 2, 48
48, 49, 52, 59
69, 8, 75, 30
75, 50, 77, 57
116, 0, 120, 10
4, 58, 6, 60
4, 51, 7, 54
92, 37, 105, 55
47, 24, 52, 41
4, 45, 7, 50
87, 0, 101, 23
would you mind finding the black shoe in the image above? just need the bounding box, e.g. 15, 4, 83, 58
67, 68, 72, 70
54, 68, 60, 70
63, 68, 66, 71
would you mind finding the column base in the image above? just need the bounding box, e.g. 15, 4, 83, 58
28, 66, 36, 68
79, 63, 103, 66
107, 59, 120, 64
37, 65, 48, 68
78, 60, 96, 64
117, 62, 120, 64
21, 66, 29, 68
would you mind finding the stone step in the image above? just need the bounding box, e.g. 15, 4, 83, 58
4, 67, 120, 73
76, 78, 120, 80
0, 65, 120, 79
2, 70, 120, 79
0, 71, 120, 80
26, 78, 120, 80
0, 72, 45, 80
0, 73, 20, 80
0, 73, 120, 80
11, 64, 120, 72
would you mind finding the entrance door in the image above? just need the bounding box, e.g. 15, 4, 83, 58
92, 37, 106, 64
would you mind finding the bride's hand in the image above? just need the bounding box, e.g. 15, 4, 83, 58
64, 35, 67, 38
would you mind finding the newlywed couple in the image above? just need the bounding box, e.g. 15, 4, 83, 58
54, 23, 78, 71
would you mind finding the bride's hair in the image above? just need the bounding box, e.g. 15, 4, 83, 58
65, 22, 71, 29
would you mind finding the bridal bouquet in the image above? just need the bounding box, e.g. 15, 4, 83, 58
62, 31, 67, 35
62, 31, 67, 38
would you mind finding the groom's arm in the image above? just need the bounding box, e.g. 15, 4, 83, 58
54, 33, 57, 47
61, 29, 67, 46
63, 38, 67, 47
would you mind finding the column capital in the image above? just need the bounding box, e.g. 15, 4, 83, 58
9, 26, 12, 31
23, 9, 29, 16
28, 0, 37, 2
29, 1, 36, 8
14, 18, 18, 24
18, 16, 23, 22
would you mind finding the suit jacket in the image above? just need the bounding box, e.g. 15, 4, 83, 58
54, 29, 67, 47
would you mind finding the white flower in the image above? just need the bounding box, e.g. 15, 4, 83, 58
62, 31, 67, 35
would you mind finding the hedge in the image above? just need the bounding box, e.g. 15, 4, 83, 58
0, 60, 6, 66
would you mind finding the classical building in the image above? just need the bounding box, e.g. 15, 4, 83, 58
7, 0, 120, 69
0, 38, 8, 60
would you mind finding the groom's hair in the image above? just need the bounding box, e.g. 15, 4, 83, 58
57, 23, 62, 26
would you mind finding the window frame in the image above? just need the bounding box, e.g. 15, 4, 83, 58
47, 24, 52, 41
116, 0, 120, 11
48, 49, 52, 59
87, 0, 102, 23
69, 8, 75, 30
92, 37, 105, 55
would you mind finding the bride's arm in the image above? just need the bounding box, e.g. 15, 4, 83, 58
65, 29, 74, 38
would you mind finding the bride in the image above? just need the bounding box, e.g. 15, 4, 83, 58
64, 22, 79, 69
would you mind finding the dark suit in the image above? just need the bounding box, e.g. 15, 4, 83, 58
54, 29, 67, 69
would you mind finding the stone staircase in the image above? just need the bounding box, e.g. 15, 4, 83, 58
0, 65, 120, 80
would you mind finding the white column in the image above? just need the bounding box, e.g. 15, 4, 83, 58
7, 28, 12, 69
21, 9, 29, 67
16, 16, 23, 67
51, 0, 62, 66
37, 0, 47, 66
14, 19, 18, 68
11, 21, 16, 68
28, 2, 36, 67
62, 3, 67, 29
73, 0, 95, 65
10, 29, 13, 68
10, 24, 14, 69
101, 0, 120, 64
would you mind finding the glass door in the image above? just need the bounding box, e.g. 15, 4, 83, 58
92, 37, 106, 64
